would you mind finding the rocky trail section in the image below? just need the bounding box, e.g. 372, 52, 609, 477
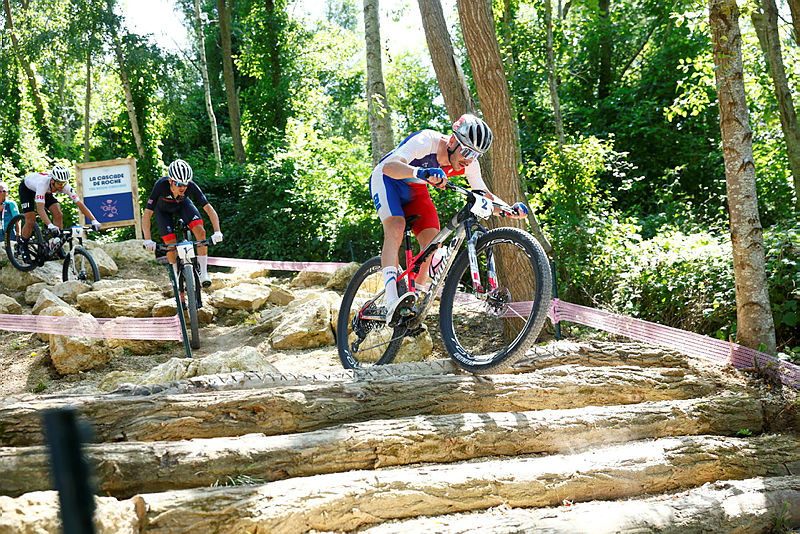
1, 341, 798, 533
0, 240, 798, 532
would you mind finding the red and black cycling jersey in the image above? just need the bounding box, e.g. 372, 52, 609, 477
146, 176, 209, 213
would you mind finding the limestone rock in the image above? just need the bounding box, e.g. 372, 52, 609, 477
99, 346, 279, 391
211, 283, 271, 311
289, 269, 331, 288
33, 289, 71, 315
0, 293, 22, 314
77, 279, 163, 318
36, 304, 81, 342
251, 306, 285, 335
97, 239, 154, 261
152, 298, 216, 325
46, 307, 119, 375
86, 245, 118, 276
52, 280, 91, 303
0, 261, 62, 290
269, 292, 337, 349
395, 329, 434, 363
326, 262, 360, 291
267, 284, 294, 306
25, 282, 50, 305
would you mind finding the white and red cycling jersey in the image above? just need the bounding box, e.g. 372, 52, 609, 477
22, 172, 79, 204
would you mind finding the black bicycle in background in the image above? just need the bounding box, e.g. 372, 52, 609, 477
153, 219, 209, 350
4, 214, 100, 284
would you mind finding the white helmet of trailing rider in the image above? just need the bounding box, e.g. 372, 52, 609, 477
168, 159, 193, 186
452, 114, 493, 157
50, 165, 70, 184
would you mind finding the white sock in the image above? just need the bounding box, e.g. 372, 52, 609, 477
382, 266, 398, 303
198, 255, 208, 277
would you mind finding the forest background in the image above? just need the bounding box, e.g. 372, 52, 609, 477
0, 0, 797, 356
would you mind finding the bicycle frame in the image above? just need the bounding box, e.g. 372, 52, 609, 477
359, 184, 505, 330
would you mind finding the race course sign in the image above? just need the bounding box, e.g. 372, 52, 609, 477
76, 158, 142, 238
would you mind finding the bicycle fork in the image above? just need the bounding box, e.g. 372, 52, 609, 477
466, 227, 498, 295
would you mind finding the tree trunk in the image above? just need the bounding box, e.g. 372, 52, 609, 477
544, 0, 565, 146
709, 0, 776, 354
265, 0, 286, 133
788, 0, 800, 45
0, 394, 762, 498
194, 0, 222, 173
751, 0, 800, 212
417, 0, 475, 120
125, 434, 800, 532
457, 0, 553, 258
84, 54, 91, 163
2, 0, 50, 147
112, 38, 145, 160
363, 0, 394, 165
597, 0, 613, 101
0, 366, 718, 446
217, 0, 246, 163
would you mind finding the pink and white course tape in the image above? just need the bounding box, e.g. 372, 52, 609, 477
549, 299, 800, 390
0, 314, 183, 340
207, 256, 348, 273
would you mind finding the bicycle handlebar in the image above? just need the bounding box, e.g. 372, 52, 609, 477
420, 178, 521, 217
154, 239, 211, 253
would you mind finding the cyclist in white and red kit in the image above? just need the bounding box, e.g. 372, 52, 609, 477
18, 165, 102, 240
369, 114, 528, 324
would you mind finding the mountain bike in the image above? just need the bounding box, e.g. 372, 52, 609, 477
337, 182, 552, 374
4, 214, 100, 284
153, 219, 209, 350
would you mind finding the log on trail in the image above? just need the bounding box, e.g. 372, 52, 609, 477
135, 433, 800, 533
0, 394, 763, 498
0, 365, 723, 446
360, 476, 800, 533
108, 341, 692, 397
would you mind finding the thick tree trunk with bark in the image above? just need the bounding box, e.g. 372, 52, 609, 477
217, 0, 246, 163
709, 0, 776, 354
0, 366, 718, 446
112, 39, 145, 160
363, 0, 394, 165
789, 0, 800, 45
597, 0, 613, 101
417, 0, 475, 120
117, 434, 800, 532
194, 0, 222, 173
0, 394, 762, 498
544, 0, 565, 146
751, 0, 800, 211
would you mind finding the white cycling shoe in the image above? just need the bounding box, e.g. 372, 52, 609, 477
200, 272, 212, 288
385, 291, 417, 326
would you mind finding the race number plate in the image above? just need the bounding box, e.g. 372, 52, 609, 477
71, 226, 83, 239
470, 194, 494, 219
177, 242, 195, 261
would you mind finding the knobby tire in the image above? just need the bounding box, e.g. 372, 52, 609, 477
439, 227, 552, 374
62, 247, 100, 284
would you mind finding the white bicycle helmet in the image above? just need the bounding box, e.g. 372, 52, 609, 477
452, 114, 493, 156
168, 159, 193, 185
50, 165, 70, 184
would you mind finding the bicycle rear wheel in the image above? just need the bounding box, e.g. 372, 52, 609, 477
181, 263, 201, 349
439, 227, 552, 374
4, 215, 44, 272
62, 247, 100, 284
336, 256, 408, 369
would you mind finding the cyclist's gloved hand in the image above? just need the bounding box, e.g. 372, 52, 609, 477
511, 202, 529, 216
413, 167, 447, 187
211, 231, 223, 245
90, 219, 102, 232
47, 223, 60, 235
143, 239, 156, 252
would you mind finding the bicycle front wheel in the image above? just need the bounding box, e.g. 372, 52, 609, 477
181, 263, 201, 349
4, 215, 44, 272
439, 227, 552, 374
62, 247, 100, 284
336, 256, 408, 369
